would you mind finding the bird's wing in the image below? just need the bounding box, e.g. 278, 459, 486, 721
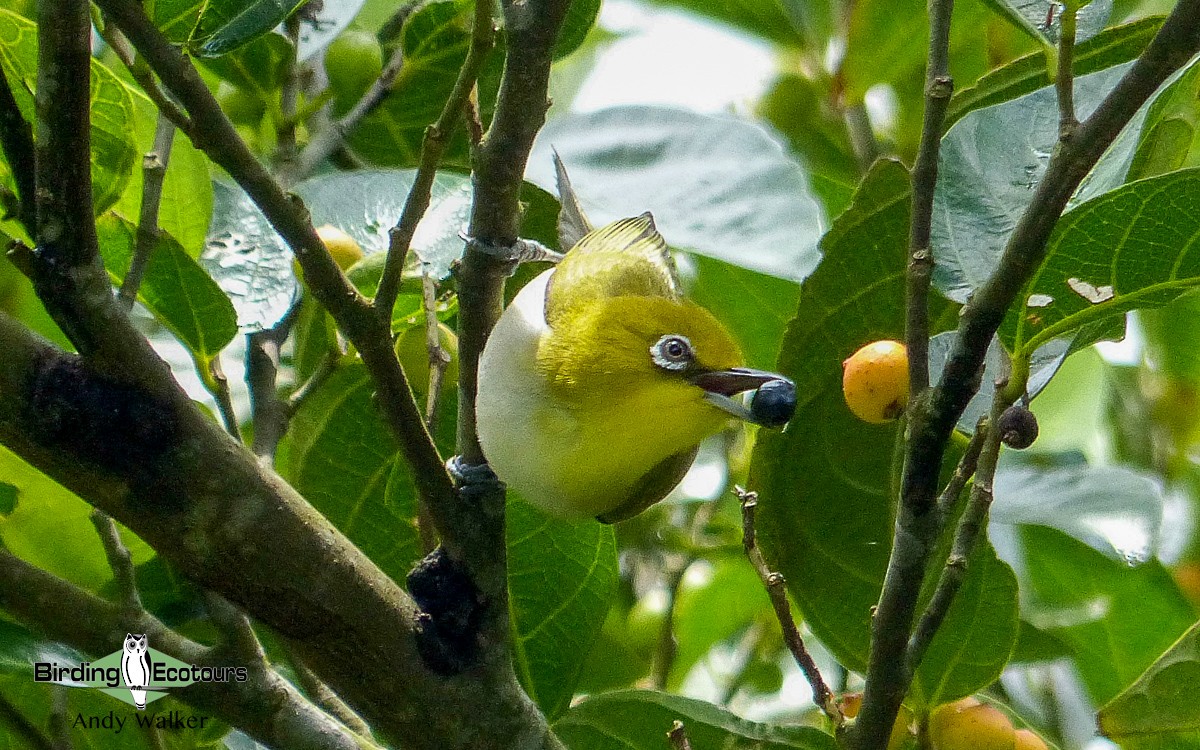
595, 446, 698, 524
554, 150, 592, 251
544, 212, 682, 326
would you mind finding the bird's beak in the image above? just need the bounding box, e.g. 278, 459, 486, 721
689, 368, 797, 427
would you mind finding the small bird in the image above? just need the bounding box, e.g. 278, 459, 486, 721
475, 156, 796, 523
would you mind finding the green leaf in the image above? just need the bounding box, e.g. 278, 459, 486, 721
528, 106, 824, 281
946, 16, 1164, 130
686, 256, 800, 370
114, 90, 214, 256
993, 457, 1164, 562
748, 160, 911, 673
1010, 619, 1073, 663
1001, 169, 1200, 356
347, 0, 491, 166
911, 543, 1018, 707
192, 0, 307, 57
642, 0, 817, 48
1099, 620, 1200, 747
293, 169, 473, 280
1128, 53, 1200, 182
932, 62, 1140, 304
507, 498, 617, 720
149, 0, 206, 43
668, 559, 768, 689
0, 445, 153, 592
0, 9, 138, 226
98, 213, 238, 367
980, 0, 1110, 47
201, 181, 298, 331
555, 0, 601, 59
199, 31, 292, 95
284, 364, 422, 584
554, 690, 838, 750
1019, 525, 1197, 705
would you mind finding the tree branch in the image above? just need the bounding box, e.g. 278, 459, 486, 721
89, 508, 143, 613
736, 487, 841, 724
91, 0, 460, 544
905, 0, 955, 395
0, 547, 378, 750
853, 5, 1200, 748
1057, 5, 1080, 139
119, 113, 175, 309
374, 0, 495, 317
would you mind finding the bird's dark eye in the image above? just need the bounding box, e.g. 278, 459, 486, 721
651, 335, 694, 371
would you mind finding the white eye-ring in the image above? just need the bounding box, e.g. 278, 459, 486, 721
651, 335, 694, 371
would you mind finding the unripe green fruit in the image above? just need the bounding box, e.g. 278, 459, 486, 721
930, 701, 1015, 750
394, 322, 459, 401
216, 81, 265, 125
324, 30, 384, 102
843, 340, 910, 424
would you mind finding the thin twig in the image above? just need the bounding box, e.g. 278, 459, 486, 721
208, 355, 241, 441
1057, 4, 1080, 139
96, 23, 193, 136
906, 391, 1008, 674
905, 0, 955, 396
843, 103, 880, 172
0, 67, 36, 237
374, 0, 496, 317
89, 509, 143, 612
287, 348, 340, 415
283, 42, 406, 185
667, 721, 693, 750
48, 686, 70, 750
735, 487, 841, 725
276, 15, 302, 168
203, 592, 266, 668
935, 418, 987, 517
282, 641, 375, 737
421, 272, 450, 431
119, 113, 174, 309
651, 558, 692, 690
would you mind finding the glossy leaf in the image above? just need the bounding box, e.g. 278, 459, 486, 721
643, 0, 817, 48
945, 16, 1164, 129
200, 32, 292, 95
554, 690, 838, 750
981, 0, 1111, 46
1001, 169, 1200, 356
507, 498, 617, 719
993, 455, 1164, 563
1099, 620, 1200, 746
528, 106, 825, 281
1018, 525, 1196, 705
927, 333, 1069, 434
192, 0, 307, 57
0, 9, 138, 226
98, 214, 238, 367
201, 181, 299, 332
932, 63, 1138, 304
0, 445, 153, 592
1127, 54, 1200, 181
284, 364, 421, 584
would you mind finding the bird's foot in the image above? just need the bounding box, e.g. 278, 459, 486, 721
446, 456, 504, 495
460, 232, 563, 267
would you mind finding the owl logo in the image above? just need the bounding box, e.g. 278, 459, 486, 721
120, 633, 150, 710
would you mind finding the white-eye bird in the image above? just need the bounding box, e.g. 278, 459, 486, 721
475, 156, 796, 523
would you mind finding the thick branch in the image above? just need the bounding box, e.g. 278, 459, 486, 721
0, 316, 557, 750
1057, 6, 1080, 138
0, 547, 375, 750
92, 0, 459, 543
853, 5, 1200, 748
374, 0, 495, 316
